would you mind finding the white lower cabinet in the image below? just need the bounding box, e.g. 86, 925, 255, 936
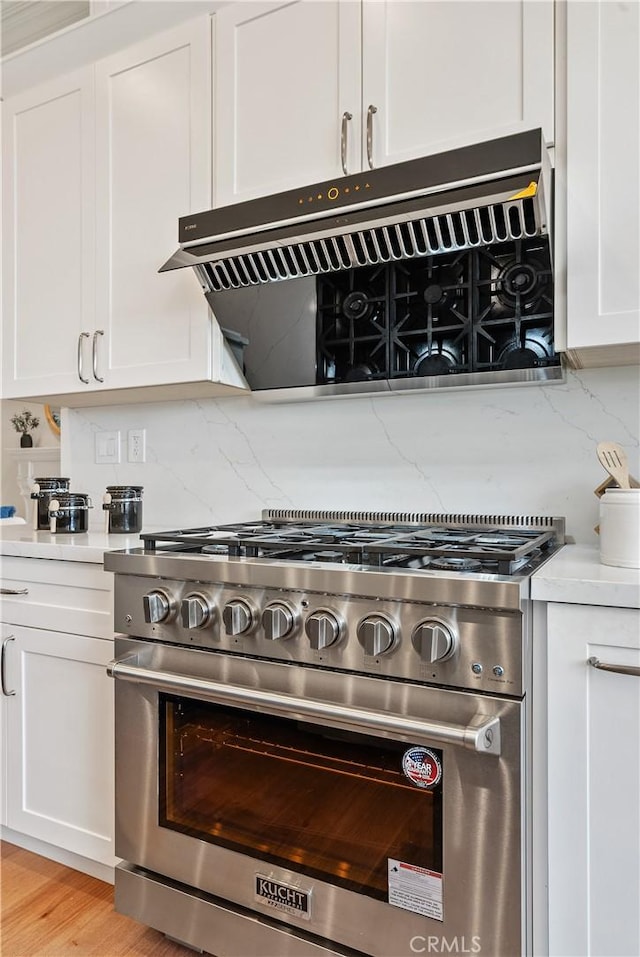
546, 602, 640, 956
0, 556, 116, 873
1, 625, 116, 868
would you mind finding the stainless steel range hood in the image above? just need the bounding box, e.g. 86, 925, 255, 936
161, 129, 551, 292
161, 129, 561, 399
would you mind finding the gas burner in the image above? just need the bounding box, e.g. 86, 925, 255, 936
313, 550, 347, 563
497, 258, 545, 309
201, 544, 230, 554
474, 535, 528, 547
498, 333, 554, 370
414, 352, 452, 376
430, 557, 483, 571
343, 363, 376, 382
342, 290, 374, 321
423, 283, 446, 305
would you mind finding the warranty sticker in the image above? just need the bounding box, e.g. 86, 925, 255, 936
401, 747, 442, 789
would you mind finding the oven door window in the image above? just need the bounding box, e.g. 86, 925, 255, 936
160, 695, 443, 901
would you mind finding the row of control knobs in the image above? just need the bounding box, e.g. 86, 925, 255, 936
142, 590, 457, 662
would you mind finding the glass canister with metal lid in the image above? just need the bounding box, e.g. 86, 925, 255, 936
31, 477, 70, 530
48, 493, 93, 533
103, 485, 143, 534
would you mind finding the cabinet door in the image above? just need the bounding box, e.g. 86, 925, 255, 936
547, 603, 640, 957
215, 0, 361, 206
2, 625, 116, 867
1, 68, 96, 398
94, 19, 214, 391
362, 0, 554, 169
564, 1, 640, 357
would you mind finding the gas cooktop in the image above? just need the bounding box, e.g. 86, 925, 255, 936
106, 510, 566, 693
141, 512, 563, 578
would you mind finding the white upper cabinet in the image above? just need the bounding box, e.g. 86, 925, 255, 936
561, 0, 640, 365
214, 0, 554, 207
363, 0, 554, 168
214, 0, 362, 207
1, 68, 96, 398
94, 19, 216, 392
1, 17, 247, 407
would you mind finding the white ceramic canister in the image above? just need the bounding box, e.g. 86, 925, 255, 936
599, 489, 640, 568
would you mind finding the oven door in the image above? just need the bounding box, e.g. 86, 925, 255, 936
110, 637, 525, 957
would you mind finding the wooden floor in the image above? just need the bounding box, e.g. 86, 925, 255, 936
0, 842, 200, 956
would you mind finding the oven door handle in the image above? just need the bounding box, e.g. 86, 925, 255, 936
107, 655, 502, 755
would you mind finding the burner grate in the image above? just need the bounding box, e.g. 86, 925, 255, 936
140, 516, 561, 576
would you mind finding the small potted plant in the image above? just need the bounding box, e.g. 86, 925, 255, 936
11, 409, 40, 448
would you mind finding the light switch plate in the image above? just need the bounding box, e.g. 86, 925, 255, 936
95, 430, 121, 464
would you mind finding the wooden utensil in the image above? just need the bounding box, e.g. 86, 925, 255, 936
594, 473, 640, 498
596, 441, 632, 489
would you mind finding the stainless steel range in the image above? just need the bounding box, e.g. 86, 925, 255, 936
105, 509, 563, 957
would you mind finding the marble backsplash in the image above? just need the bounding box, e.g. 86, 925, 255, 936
63, 366, 640, 545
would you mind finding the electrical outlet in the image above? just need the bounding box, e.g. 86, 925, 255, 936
95, 431, 121, 464
128, 429, 146, 463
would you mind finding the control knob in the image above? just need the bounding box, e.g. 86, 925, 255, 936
357, 615, 396, 657
180, 593, 213, 630
412, 620, 456, 663
223, 599, 254, 637
262, 602, 295, 641
305, 610, 342, 650
143, 590, 171, 624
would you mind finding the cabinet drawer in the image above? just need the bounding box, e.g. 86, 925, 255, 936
0, 556, 113, 639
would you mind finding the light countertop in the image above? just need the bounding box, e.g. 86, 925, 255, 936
2, 530, 639, 608
0, 525, 145, 564
532, 544, 640, 609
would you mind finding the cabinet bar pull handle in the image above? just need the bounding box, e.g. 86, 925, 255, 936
77, 332, 90, 383
588, 656, 640, 678
92, 329, 104, 382
366, 104, 378, 170
1, 636, 16, 696
0, 587, 29, 595
341, 111, 352, 175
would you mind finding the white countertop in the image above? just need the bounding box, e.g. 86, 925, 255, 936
532, 544, 640, 609
0, 525, 144, 563
2, 529, 639, 608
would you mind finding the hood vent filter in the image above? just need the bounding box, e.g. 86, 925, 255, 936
198, 196, 539, 293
